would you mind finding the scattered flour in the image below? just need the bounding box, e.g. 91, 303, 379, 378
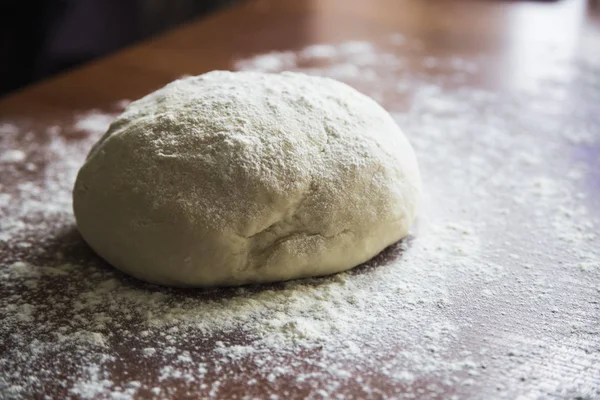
0, 150, 26, 164
74, 110, 119, 134
0, 123, 19, 135
0, 39, 599, 399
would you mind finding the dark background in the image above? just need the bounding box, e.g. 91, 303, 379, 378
0, 0, 235, 97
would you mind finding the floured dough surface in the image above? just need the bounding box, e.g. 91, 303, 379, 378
73, 71, 421, 287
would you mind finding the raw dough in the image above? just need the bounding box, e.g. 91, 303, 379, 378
73, 71, 421, 287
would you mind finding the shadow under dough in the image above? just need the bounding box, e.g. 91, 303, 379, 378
26, 224, 415, 301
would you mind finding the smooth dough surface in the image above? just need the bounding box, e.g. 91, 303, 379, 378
73, 71, 421, 287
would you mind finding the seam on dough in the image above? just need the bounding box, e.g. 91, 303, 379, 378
247, 228, 354, 271
241, 179, 316, 240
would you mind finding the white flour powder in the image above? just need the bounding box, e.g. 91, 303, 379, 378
1, 38, 599, 399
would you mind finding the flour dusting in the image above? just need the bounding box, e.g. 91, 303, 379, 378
1, 39, 599, 399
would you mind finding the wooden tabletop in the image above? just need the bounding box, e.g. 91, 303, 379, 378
1, 0, 599, 399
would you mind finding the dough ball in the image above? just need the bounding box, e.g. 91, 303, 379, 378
73, 71, 421, 287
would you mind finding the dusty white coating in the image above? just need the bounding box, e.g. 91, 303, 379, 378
1, 38, 599, 399
73, 71, 421, 287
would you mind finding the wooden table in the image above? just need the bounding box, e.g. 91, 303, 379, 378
1, 0, 599, 398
